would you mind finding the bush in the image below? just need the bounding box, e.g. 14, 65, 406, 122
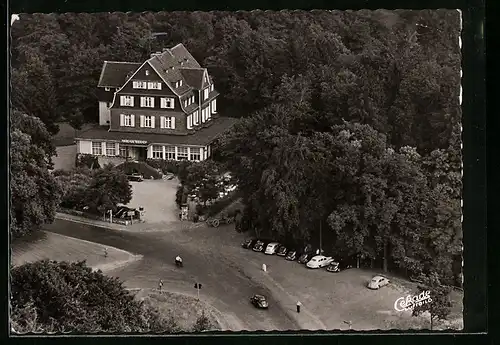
207, 191, 242, 217
11, 260, 177, 333
145, 159, 193, 178
75, 154, 100, 169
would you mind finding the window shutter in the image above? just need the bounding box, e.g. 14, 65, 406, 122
120, 114, 124, 126
140, 97, 144, 107
120, 96, 125, 106
130, 96, 134, 107
151, 116, 155, 128
160, 116, 165, 128
151, 98, 155, 108
157, 82, 162, 90
140, 115, 145, 127
171, 117, 176, 129
130, 115, 135, 127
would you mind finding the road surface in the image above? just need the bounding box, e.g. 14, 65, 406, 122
43, 219, 299, 331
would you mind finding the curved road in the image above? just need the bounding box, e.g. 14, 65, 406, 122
43, 219, 299, 331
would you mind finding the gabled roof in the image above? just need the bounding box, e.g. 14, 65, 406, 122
98, 61, 142, 88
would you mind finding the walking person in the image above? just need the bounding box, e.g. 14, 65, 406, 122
296, 301, 302, 313
159, 279, 163, 292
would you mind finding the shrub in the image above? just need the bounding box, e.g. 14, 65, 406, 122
145, 159, 193, 178
207, 191, 242, 217
10, 260, 177, 333
76, 154, 100, 169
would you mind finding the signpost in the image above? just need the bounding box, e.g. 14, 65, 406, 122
194, 283, 202, 300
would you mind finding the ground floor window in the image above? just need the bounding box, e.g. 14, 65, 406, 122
119, 146, 128, 157
105, 142, 117, 156
152, 145, 163, 159
177, 146, 188, 160
189, 147, 201, 161
165, 146, 175, 160
92, 141, 102, 155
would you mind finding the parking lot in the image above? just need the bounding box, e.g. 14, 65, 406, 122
174, 223, 464, 330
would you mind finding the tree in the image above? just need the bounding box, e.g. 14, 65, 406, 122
11, 53, 60, 135
192, 310, 213, 332
53, 168, 94, 210
10, 260, 178, 333
183, 161, 226, 206
82, 165, 132, 215
412, 271, 453, 329
10, 115, 61, 238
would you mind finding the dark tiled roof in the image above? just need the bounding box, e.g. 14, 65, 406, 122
75, 116, 239, 146
98, 61, 142, 88
180, 68, 205, 90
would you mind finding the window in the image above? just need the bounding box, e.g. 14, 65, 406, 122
210, 84, 214, 92
201, 108, 205, 123
207, 105, 211, 120
160, 116, 175, 129
132, 81, 147, 89
92, 142, 102, 155
204, 88, 209, 100
152, 145, 163, 159
106, 142, 117, 156
177, 146, 188, 160
119, 146, 128, 157
189, 147, 201, 161
120, 114, 134, 127
140, 97, 154, 108
120, 96, 134, 107
187, 115, 193, 129
145, 70, 150, 76
211, 99, 217, 113
160, 97, 174, 109
191, 95, 195, 103
148, 82, 162, 90
165, 146, 175, 160
194, 110, 199, 125
184, 100, 188, 107
105, 87, 111, 91
142, 115, 154, 128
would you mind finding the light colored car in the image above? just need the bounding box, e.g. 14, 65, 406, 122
306, 255, 334, 268
367, 275, 390, 289
264, 242, 280, 255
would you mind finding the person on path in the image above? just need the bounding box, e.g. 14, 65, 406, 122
159, 279, 163, 292
296, 301, 302, 313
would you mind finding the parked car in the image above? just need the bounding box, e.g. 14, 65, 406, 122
127, 173, 144, 182
326, 260, 353, 273
367, 275, 390, 290
298, 252, 314, 264
165, 173, 175, 180
306, 255, 334, 268
242, 238, 258, 249
285, 250, 300, 261
253, 240, 272, 252
276, 245, 288, 256
264, 242, 280, 255
250, 294, 269, 309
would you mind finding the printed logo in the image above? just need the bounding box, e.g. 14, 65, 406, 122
394, 290, 432, 312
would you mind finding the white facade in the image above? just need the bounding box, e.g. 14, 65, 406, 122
77, 139, 210, 162
99, 101, 111, 125
77, 140, 92, 154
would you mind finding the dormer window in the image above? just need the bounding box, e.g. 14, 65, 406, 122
204, 88, 209, 100
147, 82, 162, 90
210, 84, 214, 92
175, 80, 183, 88
105, 87, 111, 91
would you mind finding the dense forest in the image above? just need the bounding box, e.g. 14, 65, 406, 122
11, 10, 462, 285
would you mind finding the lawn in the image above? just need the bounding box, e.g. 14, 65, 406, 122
11, 231, 142, 272
133, 289, 222, 332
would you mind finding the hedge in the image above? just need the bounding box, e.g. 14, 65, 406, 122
145, 159, 194, 179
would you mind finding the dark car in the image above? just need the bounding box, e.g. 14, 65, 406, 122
253, 239, 273, 253
127, 173, 144, 182
326, 260, 354, 273
276, 245, 288, 256
242, 238, 258, 249
285, 250, 299, 261
298, 252, 314, 264
250, 294, 269, 309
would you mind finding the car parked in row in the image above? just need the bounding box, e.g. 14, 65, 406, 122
298, 252, 314, 264
285, 249, 300, 261
264, 242, 280, 255
252, 239, 273, 252
326, 260, 353, 273
241, 238, 258, 249
276, 245, 288, 256
306, 255, 335, 268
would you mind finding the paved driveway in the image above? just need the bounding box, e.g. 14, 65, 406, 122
128, 179, 180, 224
